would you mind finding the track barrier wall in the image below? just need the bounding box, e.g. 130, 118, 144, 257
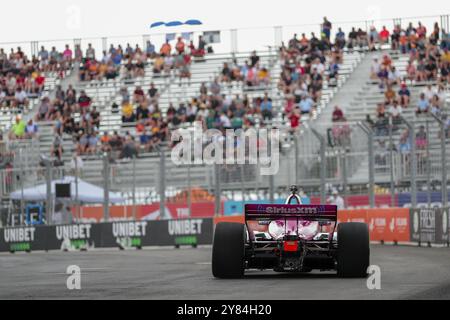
0, 218, 213, 253
1, 208, 449, 252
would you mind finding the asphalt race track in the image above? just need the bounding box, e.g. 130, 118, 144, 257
1, 245, 450, 300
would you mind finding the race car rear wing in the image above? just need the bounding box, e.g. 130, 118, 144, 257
244, 204, 338, 222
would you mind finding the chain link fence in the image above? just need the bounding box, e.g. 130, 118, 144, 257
0, 115, 449, 226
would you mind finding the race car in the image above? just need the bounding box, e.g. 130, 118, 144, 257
212, 186, 369, 278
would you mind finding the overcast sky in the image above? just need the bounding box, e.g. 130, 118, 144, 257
1, 0, 449, 52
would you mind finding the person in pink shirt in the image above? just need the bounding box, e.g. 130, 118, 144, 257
63, 45, 73, 60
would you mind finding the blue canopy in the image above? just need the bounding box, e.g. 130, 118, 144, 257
165, 21, 183, 27
150, 21, 165, 28
185, 19, 202, 26
150, 19, 203, 29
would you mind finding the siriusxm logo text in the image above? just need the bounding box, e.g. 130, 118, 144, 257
265, 207, 318, 214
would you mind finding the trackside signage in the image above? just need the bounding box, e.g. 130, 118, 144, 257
168, 219, 203, 236
0, 226, 47, 252
410, 208, 449, 245
0, 219, 214, 252
46, 223, 101, 251
168, 219, 207, 246
107, 221, 149, 249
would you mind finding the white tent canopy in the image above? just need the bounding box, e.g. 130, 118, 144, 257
10, 176, 125, 204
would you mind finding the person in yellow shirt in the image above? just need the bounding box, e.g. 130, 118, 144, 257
257, 67, 270, 86
122, 102, 135, 123
9, 116, 26, 140
442, 48, 450, 64
153, 55, 165, 74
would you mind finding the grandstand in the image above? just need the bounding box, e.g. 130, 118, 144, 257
0, 14, 449, 225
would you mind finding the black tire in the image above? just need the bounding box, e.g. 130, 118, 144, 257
212, 223, 246, 279
337, 222, 370, 278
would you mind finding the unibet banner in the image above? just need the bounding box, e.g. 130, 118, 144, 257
0, 218, 214, 252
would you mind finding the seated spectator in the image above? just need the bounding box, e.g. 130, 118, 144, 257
9, 116, 26, 140
327, 61, 339, 84
133, 86, 145, 103
190, 36, 206, 58
416, 126, 428, 150
51, 134, 64, 161
298, 95, 315, 115
260, 94, 273, 120
140, 130, 153, 152
288, 107, 301, 132
35, 97, 52, 121
425, 59, 438, 80
387, 66, 401, 85
398, 83, 411, 107
90, 106, 101, 128
388, 100, 403, 125
398, 130, 411, 154
430, 95, 442, 116
77, 90, 92, 111
122, 101, 135, 123
257, 66, 270, 86
379, 26, 390, 44
332, 105, 345, 122
221, 63, 232, 82
13, 87, 29, 109
153, 55, 165, 74
406, 61, 417, 83
25, 119, 38, 139
100, 132, 112, 152
148, 83, 159, 100
109, 131, 123, 152
416, 93, 430, 115
86, 131, 99, 155
120, 134, 138, 159
384, 85, 396, 104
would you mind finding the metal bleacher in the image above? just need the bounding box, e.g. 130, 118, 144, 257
1, 45, 367, 203
346, 50, 450, 186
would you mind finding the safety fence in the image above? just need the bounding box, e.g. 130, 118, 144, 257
1, 207, 448, 253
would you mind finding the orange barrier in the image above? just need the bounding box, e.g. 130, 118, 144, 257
214, 208, 411, 242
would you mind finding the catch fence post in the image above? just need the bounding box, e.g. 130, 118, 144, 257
103, 153, 110, 222
358, 122, 375, 208
311, 128, 326, 203
214, 163, 221, 217
389, 116, 395, 207
401, 116, 417, 208
430, 113, 447, 208
159, 147, 166, 219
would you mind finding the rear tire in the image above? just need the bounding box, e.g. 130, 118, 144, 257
337, 222, 370, 278
212, 223, 245, 278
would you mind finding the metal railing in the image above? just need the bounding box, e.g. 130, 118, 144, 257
1, 14, 448, 58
